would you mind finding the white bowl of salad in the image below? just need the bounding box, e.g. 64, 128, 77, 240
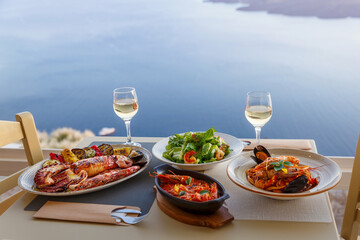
152, 128, 245, 171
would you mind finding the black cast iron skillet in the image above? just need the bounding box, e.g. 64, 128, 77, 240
154, 164, 229, 214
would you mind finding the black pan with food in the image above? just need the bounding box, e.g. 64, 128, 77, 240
154, 164, 229, 214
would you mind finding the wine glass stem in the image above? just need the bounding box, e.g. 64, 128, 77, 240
255, 127, 261, 145
124, 120, 132, 143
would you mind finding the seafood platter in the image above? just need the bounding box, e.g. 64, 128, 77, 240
227, 145, 342, 200
18, 144, 151, 196
152, 127, 245, 171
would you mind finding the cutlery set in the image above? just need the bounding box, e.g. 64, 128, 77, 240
111, 208, 148, 224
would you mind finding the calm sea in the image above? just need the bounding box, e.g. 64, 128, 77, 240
0, 0, 359, 156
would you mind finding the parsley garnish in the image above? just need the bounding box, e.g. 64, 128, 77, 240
185, 177, 192, 185
269, 160, 293, 172
200, 190, 209, 195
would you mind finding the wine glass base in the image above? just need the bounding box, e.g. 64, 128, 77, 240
123, 142, 142, 147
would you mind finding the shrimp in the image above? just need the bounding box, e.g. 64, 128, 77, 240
215, 149, 225, 160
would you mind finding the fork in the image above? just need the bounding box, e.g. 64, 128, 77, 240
111, 212, 149, 224
111, 209, 149, 224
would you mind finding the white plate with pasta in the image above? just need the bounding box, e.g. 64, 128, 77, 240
227, 148, 341, 200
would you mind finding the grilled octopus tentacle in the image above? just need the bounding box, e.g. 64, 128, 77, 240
36, 168, 88, 193
68, 166, 140, 191
115, 155, 133, 168
34, 164, 70, 188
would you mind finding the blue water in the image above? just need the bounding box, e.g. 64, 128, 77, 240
0, 0, 359, 156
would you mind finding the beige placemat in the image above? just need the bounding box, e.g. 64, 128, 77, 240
205, 162, 333, 223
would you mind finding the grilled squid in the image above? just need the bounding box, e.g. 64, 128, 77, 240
68, 166, 140, 191
71, 155, 132, 177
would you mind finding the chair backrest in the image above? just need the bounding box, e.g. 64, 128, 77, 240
341, 133, 360, 240
0, 112, 44, 214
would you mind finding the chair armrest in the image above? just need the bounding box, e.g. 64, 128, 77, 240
0, 148, 59, 176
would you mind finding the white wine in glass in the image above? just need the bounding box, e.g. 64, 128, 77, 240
113, 87, 141, 147
245, 91, 272, 144
113, 98, 139, 121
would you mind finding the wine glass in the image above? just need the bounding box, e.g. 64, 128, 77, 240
245, 91, 272, 145
113, 87, 141, 147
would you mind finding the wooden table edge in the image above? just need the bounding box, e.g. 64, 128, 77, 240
0, 137, 340, 240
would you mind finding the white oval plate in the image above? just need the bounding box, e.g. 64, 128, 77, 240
152, 132, 244, 171
227, 148, 342, 200
18, 145, 152, 196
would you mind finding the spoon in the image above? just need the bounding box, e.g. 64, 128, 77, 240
116, 213, 149, 224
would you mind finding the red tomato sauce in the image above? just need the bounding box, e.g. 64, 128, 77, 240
158, 174, 219, 202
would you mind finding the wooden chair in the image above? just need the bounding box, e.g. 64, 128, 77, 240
0, 112, 44, 215
341, 133, 360, 240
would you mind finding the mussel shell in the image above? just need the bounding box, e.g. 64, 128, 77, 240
251, 145, 271, 164
128, 150, 144, 161
129, 150, 147, 166
283, 175, 308, 193
250, 156, 264, 165
132, 158, 147, 166
254, 145, 271, 160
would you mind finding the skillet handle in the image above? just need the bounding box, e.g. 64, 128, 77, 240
153, 164, 177, 174
222, 193, 230, 200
